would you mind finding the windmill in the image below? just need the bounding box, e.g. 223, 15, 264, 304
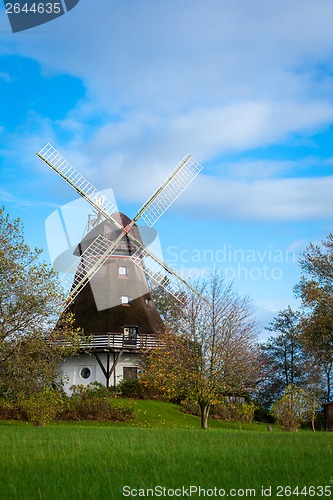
36, 144, 204, 389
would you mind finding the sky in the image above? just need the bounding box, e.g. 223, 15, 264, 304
1, 0, 333, 337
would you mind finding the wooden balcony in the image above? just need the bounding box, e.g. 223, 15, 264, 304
79, 333, 159, 352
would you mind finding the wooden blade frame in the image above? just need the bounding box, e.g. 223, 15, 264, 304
60, 234, 115, 310
123, 153, 202, 234
37, 144, 118, 222
37, 144, 206, 308
136, 154, 202, 227
131, 247, 190, 305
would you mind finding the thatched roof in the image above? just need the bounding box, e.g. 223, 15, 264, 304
66, 213, 165, 336
74, 212, 143, 257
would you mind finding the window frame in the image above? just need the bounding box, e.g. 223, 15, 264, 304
118, 266, 128, 277
121, 295, 131, 305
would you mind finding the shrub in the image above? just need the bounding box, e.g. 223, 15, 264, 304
0, 399, 22, 420
69, 382, 110, 398
272, 385, 314, 431
254, 405, 276, 423
21, 390, 64, 426
210, 400, 256, 423
238, 402, 257, 423
0, 383, 134, 424
117, 379, 144, 399
62, 383, 134, 421
107, 386, 122, 398
61, 397, 133, 421
180, 399, 200, 416
117, 378, 161, 399
181, 399, 257, 423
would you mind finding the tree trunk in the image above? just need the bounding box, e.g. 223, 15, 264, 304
199, 403, 210, 429
324, 366, 331, 402
327, 370, 331, 403
311, 415, 316, 432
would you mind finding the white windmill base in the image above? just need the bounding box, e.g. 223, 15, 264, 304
61, 351, 140, 394
60, 328, 160, 393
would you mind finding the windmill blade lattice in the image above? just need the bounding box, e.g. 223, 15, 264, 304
37, 144, 207, 308
37, 144, 117, 221
131, 247, 193, 305
136, 154, 203, 228
60, 234, 118, 310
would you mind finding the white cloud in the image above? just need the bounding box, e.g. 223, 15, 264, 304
0, 189, 58, 209
254, 298, 301, 336
5, 0, 333, 117
11, 113, 333, 224
0, 72, 11, 83
3, 0, 333, 224
286, 239, 309, 253
4, 0, 333, 326
49, 100, 333, 212
182, 174, 333, 222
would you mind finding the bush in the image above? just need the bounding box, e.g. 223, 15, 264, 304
0, 399, 22, 420
69, 382, 110, 398
238, 402, 257, 423
180, 399, 200, 416
181, 399, 257, 423
271, 385, 313, 432
61, 396, 133, 421
61, 382, 134, 421
107, 386, 122, 398
0, 383, 134, 424
210, 401, 257, 423
21, 390, 64, 426
117, 379, 144, 399
117, 378, 161, 399
254, 405, 276, 423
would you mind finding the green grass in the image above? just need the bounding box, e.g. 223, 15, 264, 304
65, 398, 271, 431
0, 400, 332, 499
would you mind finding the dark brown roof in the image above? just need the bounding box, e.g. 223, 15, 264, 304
74, 213, 143, 257
66, 213, 165, 336
70, 281, 164, 335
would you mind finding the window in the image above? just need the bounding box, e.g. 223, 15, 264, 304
80, 367, 91, 380
75, 365, 96, 385
123, 367, 138, 381
121, 296, 131, 305
123, 326, 138, 346
119, 266, 127, 276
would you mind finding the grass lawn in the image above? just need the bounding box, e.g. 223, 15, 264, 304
0, 400, 332, 499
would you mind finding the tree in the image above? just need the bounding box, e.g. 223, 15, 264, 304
258, 307, 307, 406
272, 385, 321, 432
0, 208, 82, 399
141, 273, 260, 429
295, 234, 333, 401
150, 282, 184, 331
299, 302, 333, 402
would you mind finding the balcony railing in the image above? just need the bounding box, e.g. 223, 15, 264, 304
79, 333, 159, 351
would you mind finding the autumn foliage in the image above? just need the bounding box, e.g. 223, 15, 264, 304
141, 274, 260, 429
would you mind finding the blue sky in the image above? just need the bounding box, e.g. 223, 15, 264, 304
1, 0, 333, 336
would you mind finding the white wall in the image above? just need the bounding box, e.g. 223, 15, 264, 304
61, 352, 140, 394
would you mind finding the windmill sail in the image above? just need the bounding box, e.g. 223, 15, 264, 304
60, 234, 116, 310
130, 247, 189, 304
37, 144, 206, 308
37, 144, 117, 222
134, 154, 203, 228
